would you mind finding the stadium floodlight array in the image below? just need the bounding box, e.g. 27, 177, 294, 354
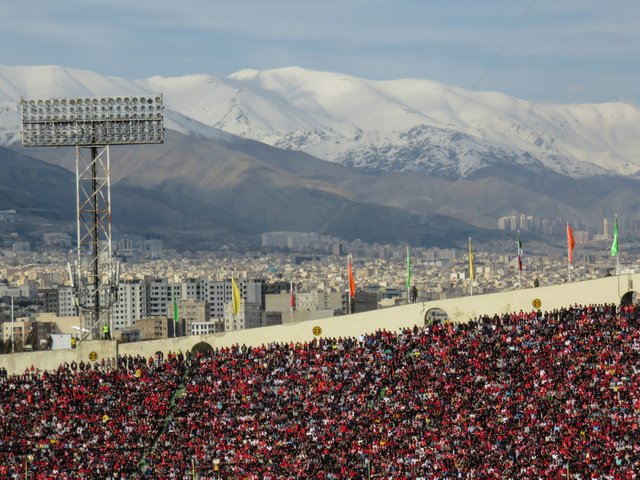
19, 95, 164, 147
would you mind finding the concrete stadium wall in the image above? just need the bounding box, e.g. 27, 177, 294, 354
1, 273, 636, 375
0, 340, 117, 376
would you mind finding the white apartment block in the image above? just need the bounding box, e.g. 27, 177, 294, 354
200, 279, 264, 320
223, 301, 264, 331
112, 281, 148, 330
46, 277, 265, 333
179, 279, 203, 300
190, 320, 224, 335
58, 287, 77, 317
147, 278, 168, 316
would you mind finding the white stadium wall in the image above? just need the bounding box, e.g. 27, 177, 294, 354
1, 274, 636, 375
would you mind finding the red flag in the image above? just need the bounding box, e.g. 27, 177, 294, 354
348, 256, 356, 299
290, 281, 295, 309
567, 223, 576, 264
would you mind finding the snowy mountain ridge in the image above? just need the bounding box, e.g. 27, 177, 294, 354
1, 65, 638, 179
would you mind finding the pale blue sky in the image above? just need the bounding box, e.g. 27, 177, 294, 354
2, 0, 638, 104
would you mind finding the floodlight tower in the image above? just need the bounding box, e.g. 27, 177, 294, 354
20, 95, 164, 339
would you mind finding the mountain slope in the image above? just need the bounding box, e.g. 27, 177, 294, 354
140, 66, 640, 179
14, 130, 485, 247
1, 64, 639, 250
0, 147, 74, 219
2, 65, 639, 180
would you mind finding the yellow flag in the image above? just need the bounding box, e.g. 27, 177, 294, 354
468, 237, 474, 280
231, 278, 241, 315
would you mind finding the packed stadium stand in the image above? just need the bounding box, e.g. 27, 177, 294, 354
1, 302, 639, 479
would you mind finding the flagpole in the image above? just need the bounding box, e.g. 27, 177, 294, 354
11, 295, 14, 354
468, 237, 474, 296
567, 222, 571, 283
567, 223, 571, 283
172, 287, 176, 338
347, 253, 357, 314
406, 246, 411, 304
347, 254, 351, 314
231, 277, 241, 323
290, 277, 294, 323
517, 230, 521, 290
614, 214, 620, 275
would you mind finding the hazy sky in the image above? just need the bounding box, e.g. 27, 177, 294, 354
2, 0, 638, 104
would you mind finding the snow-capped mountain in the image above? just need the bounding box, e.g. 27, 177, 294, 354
1, 65, 639, 179
4, 64, 640, 249
141, 66, 640, 179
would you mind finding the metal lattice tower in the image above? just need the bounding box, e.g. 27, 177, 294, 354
20, 95, 164, 340
72, 146, 116, 338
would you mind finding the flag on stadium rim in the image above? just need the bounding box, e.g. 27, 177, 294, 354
172, 289, 179, 324
468, 237, 474, 280
567, 223, 576, 264
348, 255, 356, 299
405, 246, 411, 289
290, 279, 295, 309
611, 215, 619, 257
231, 278, 241, 315
517, 233, 523, 272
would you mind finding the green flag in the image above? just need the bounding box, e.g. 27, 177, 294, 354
172, 290, 179, 324
469, 237, 474, 280
405, 246, 411, 289
611, 216, 618, 257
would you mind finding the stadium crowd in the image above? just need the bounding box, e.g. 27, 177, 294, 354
1, 302, 639, 479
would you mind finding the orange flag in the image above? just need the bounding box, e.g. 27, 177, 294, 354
567, 223, 576, 264
348, 256, 356, 299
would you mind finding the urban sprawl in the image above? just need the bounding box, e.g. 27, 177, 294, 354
0, 226, 631, 353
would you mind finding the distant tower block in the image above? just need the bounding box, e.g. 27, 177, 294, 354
19, 95, 164, 340
603, 218, 610, 236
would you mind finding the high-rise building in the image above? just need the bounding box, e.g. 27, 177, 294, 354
200, 279, 264, 319
147, 278, 170, 317
112, 281, 148, 330
223, 301, 264, 331
58, 287, 77, 317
